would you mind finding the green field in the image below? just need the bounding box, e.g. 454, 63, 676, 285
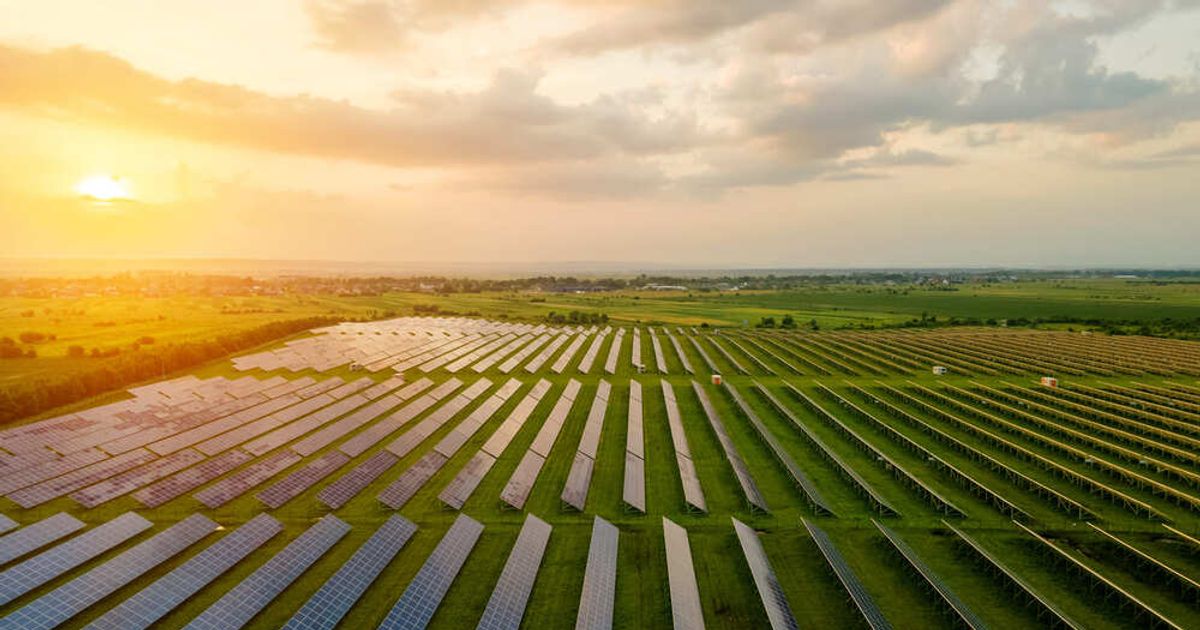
2, 318, 1200, 629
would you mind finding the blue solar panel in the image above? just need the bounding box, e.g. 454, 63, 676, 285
0, 512, 152, 606
731, 518, 799, 630
575, 516, 619, 630
377, 514, 484, 630
0, 516, 15, 535
183, 515, 350, 630
283, 515, 417, 630
0, 513, 84, 567
86, 513, 283, 630
1, 514, 217, 630
477, 514, 552, 630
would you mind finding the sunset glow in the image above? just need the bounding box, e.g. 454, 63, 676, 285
75, 175, 132, 202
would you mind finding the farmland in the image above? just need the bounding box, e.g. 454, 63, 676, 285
2, 312, 1200, 629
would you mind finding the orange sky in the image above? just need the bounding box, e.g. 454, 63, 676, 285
1, 0, 1198, 267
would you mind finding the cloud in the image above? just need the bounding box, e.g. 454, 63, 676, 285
304, 0, 408, 54
0, 45, 699, 169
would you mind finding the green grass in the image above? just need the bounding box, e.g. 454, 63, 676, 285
2, 292, 1200, 628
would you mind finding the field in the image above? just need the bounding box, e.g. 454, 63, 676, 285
2, 315, 1200, 629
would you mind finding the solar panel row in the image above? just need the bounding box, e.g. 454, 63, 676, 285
0, 516, 14, 536
631, 328, 642, 370
662, 328, 694, 374
603, 329, 625, 375
194, 450, 302, 509
243, 388, 377, 456
8, 449, 159, 508
0, 513, 84, 567
86, 513, 283, 630
183, 515, 350, 630
2, 513, 217, 630
663, 517, 705, 630
577, 329, 610, 374
377, 451, 448, 509
472, 334, 534, 372
731, 518, 798, 630
283, 515, 418, 630
622, 381, 646, 513
377, 514, 484, 630
385, 378, 495, 458
562, 381, 611, 511
648, 328, 667, 374
802, 519, 893, 630
318, 450, 400, 510
872, 520, 987, 630
575, 516, 619, 630
690, 382, 769, 513
477, 514, 552, 630
71, 448, 207, 508
497, 334, 550, 373
0, 448, 109, 497
446, 333, 517, 372
660, 381, 707, 513
257, 450, 351, 509
339, 379, 464, 457
524, 333, 570, 373
0, 512, 152, 606
292, 379, 434, 457
551, 332, 590, 373
501, 380, 582, 509
133, 449, 254, 508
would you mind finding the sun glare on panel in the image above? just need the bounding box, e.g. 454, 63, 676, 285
75, 174, 132, 203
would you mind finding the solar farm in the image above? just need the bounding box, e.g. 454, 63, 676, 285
2, 316, 1200, 629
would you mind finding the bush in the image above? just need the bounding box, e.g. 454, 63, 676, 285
137, 336, 155, 345
18, 332, 47, 344
67, 345, 85, 358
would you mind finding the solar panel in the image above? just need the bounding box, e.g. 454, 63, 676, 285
477, 514, 552, 630
183, 515, 350, 630
377, 514, 484, 630
385, 378, 494, 458
133, 449, 254, 508
575, 516, 619, 630
292, 379, 434, 456
872, 520, 986, 630
500, 451, 546, 510
0, 516, 14, 536
318, 450, 400, 509
85, 514, 283, 630
378, 451, 448, 509
71, 448, 207, 508
437, 452, 496, 510
561, 453, 595, 512
663, 517, 705, 630
690, 382, 769, 513
648, 328, 667, 373
8, 449, 159, 508
523, 334, 570, 373
661, 381, 706, 513
663, 328, 694, 374
731, 518, 799, 630
551, 333, 590, 373
339, 379, 464, 457
282, 515, 418, 630
2, 514, 217, 630
257, 450, 350, 509
576, 331, 609, 374
193, 449, 302, 509
562, 382, 610, 511
603, 329, 625, 375
0, 513, 84, 567
0, 512, 152, 606
802, 519, 892, 630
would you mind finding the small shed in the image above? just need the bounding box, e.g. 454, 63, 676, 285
1040, 376, 1058, 388
932, 366, 948, 375
711, 374, 723, 386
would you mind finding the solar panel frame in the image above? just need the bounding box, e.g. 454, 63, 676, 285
690, 381, 769, 513
182, 515, 350, 630
257, 450, 351, 509
0, 516, 14, 536
378, 451, 449, 509
377, 514, 484, 630
477, 514, 553, 630
85, 514, 283, 630
802, 518, 893, 630
0, 512, 152, 606
575, 516, 619, 630
193, 449, 302, 509
2, 514, 217, 630
438, 452, 496, 510
282, 515, 418, 630
133, 449, 254, 508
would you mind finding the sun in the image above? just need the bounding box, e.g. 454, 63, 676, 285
75, 174, 132, 202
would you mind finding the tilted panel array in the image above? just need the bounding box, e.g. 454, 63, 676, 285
377, 514, 484, 630
0, 512, 152, 606
0, 513, 84, 567
2, 514, 217, 630
477, 514, 553, 630
691, 381, 769, 513
501, 380, 582, 509
663, 517, 705, 630
575, 516, 619, 630
183, 515, 350, 630
562, 381, 611, 511
661, 381, 706, 513
283, 515, 418, 630
86, 514, 283, 630
731, 518, 799, 630
622, 381, 646, 513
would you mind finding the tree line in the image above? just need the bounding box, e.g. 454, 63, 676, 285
0, 316, 338, 425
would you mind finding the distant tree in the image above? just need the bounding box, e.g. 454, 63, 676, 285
67, 345, 85, 358
780, 315, 796, 329
18, 332, 46, 344
137, 336, 155, 345
809, 318, 820, 331
757, 316, 776, 328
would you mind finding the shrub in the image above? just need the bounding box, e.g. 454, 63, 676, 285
67, 345, 85, 358
137, 336, 155, 345
18, 332, 47, 344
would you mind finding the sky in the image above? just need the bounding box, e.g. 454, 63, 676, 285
0, 0, 1199, 269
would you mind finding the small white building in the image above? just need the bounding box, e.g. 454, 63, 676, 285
932, 366, 948, 375
711, 374, 723, 385
1040, 376, 1058, 388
